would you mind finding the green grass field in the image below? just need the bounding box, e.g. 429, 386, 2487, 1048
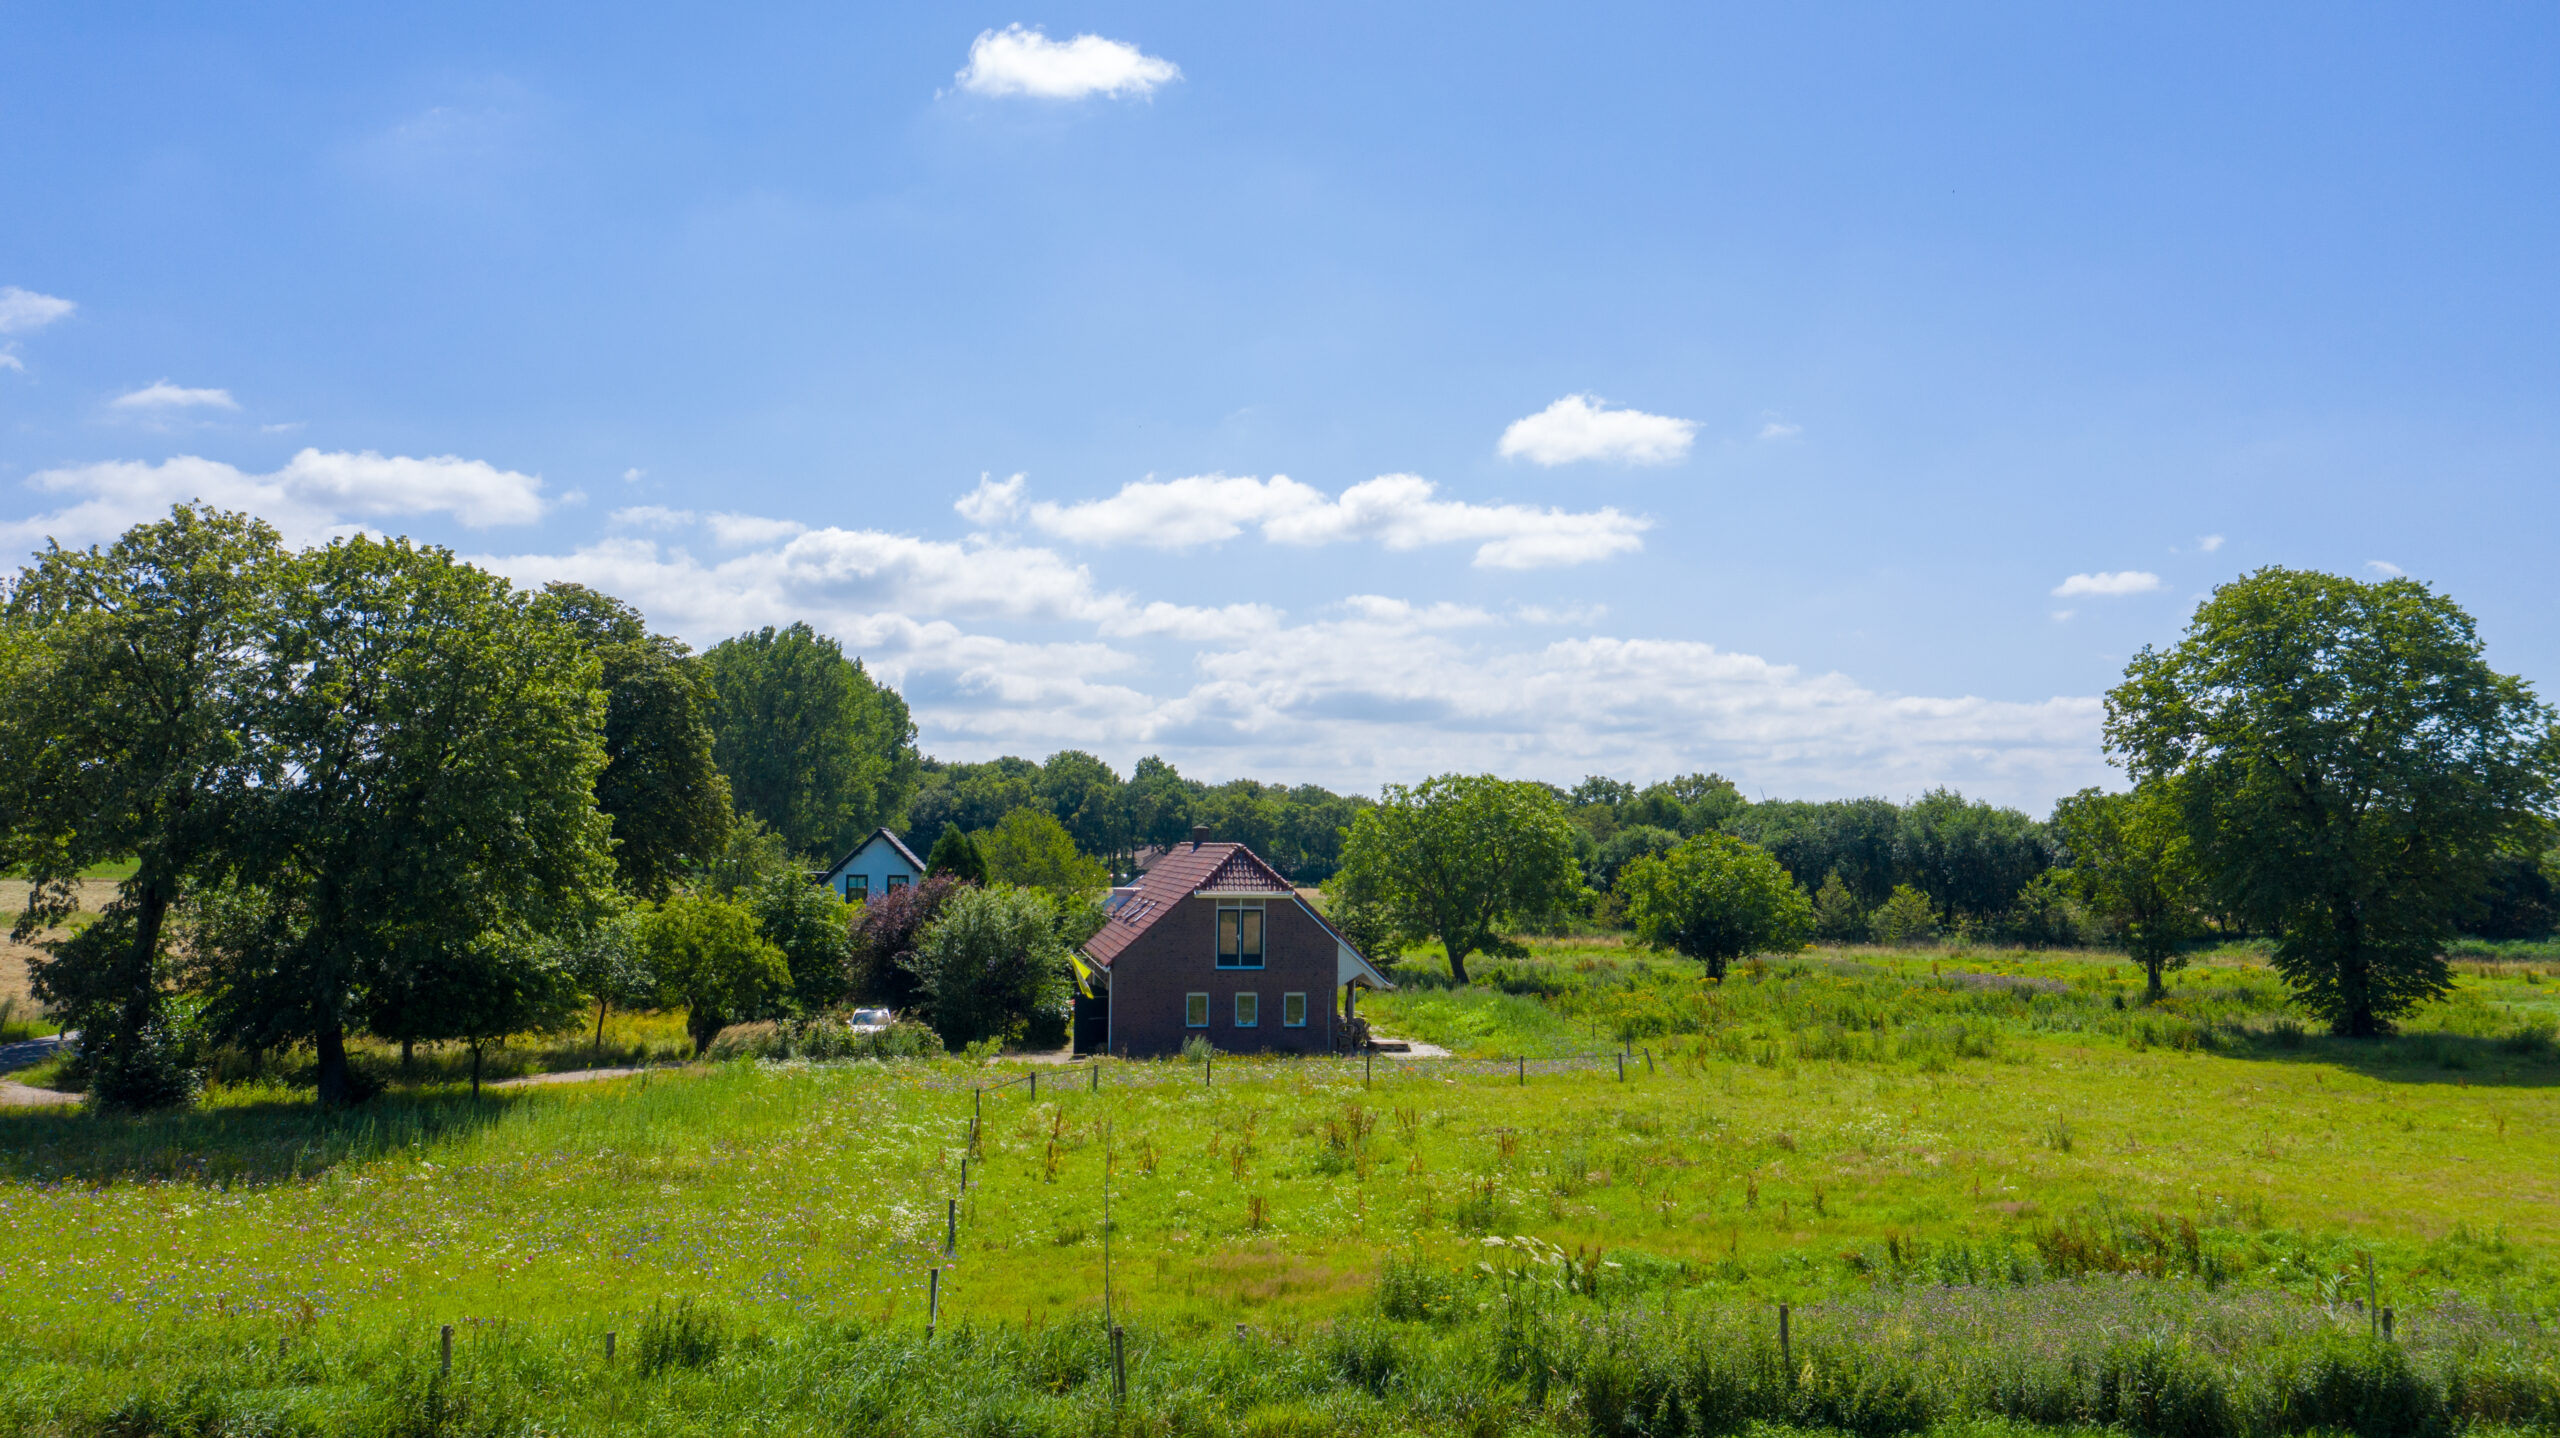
7, 941, 2560, 1435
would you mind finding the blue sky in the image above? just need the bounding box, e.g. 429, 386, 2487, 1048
5, 5, 2555, 810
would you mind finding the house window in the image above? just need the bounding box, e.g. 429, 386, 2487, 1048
1234, 992, 1259, 1028
886, 874, 910, 892
1282, 992, 1307, 1028
1185, 993, 1209, 1028
1216, 903, 1265, 969
846, 874, 868, 900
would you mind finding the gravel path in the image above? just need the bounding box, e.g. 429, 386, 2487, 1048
486, 1066, 654, 1088
0, 1032, 82, 1107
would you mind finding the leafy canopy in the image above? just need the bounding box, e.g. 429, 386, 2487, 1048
2107, 567, 2560, 1034
1617, 832, 1812, 979
1334, 774, 1584, 985
703, 622, 919, 859
2050, 784, 2203, 999
639, 894, 791, 1055
902, 884, 1070, 1047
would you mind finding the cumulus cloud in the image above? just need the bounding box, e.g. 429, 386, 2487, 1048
2197, 534, 2225, 553
1498, 394, 1696, 466
956, 472, 1026, 527
1024, 472, 1648, 568
2051, 570, 2163, 598
468, 517, 2106, 808
705, 512, 806, 547
0, 287, 75, 335
110, 380, 240, 412
955, 25, 1181, 100
2367, 560, 2405, 578
0, 353, 21, 374
6, 449, 548, 550
1757, 419, 1802, 441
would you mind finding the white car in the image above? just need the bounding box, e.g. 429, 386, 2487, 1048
848, 1008, 895, 1034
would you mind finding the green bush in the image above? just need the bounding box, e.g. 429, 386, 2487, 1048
705, 1016, 944, 1062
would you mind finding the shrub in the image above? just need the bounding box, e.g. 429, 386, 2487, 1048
706, 1016, 944, 1062
636, 1297, 725, 1375
1872, 885, 1940, 946
903, 885, 1072, 1048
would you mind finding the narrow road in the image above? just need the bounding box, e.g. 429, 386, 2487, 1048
0, 1030, 78, 1107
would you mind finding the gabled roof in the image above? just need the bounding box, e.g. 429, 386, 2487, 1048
1082, 841, 1290, 968
820, 827, 927, 882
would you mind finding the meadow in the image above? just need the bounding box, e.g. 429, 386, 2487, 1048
7, 940, 2560, 1435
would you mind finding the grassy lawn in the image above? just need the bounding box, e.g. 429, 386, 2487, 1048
5, 945, 2560, 1433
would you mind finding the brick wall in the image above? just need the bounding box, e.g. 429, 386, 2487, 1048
1099, 894, 1337, 1057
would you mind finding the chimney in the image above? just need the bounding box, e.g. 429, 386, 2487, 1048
1190, 824, 1210, 850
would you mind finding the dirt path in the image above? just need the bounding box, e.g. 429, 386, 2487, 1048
486, 1066, 654, 1088
0, 1033, 80, 1107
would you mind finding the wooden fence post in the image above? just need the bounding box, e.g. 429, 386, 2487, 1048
1029, 1071, 1038, 1101
1112, 1324, 1128, 1402
1778, 1304, 1790, 1378
440, 1323, 453, 1377
928, 1268, 941, 1339
1517, 1056, 1525, 1086
1617, 1050, 1626, 1082
1091, 1061, 1099, 1092
947, 1197, 957, 1255
605, 1330, 616, 1360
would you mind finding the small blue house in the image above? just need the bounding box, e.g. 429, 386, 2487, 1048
818, 828, 928, 902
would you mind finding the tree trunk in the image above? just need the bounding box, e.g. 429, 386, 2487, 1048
1442, 935, 1472, 986
593, 998, 609, 1061
400, 1037, 413, 1069
314, 1025, 356, 1107
470, 1043, 483, 1100
2144, 957, 2166, 1003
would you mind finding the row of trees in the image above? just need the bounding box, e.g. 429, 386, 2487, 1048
906, 754, 1368, 882
0, 508, 979, 1107
1332, 569, 2560, 1039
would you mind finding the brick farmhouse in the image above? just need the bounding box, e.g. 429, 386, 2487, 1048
1074, 828, 1394, 1057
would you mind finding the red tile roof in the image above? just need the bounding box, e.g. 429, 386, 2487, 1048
1082, 841, 1293, 968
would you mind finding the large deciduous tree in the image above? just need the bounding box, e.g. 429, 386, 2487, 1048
1334, 774, 1584, 985
2049, 785, 2204, 1000
2108, 568, 2560, 1035
540, 584, 731, 899
0, 505, 284, 1108
188, 535, 616, 1104
703, 623, 918, 858
1616, 833, 1812, 980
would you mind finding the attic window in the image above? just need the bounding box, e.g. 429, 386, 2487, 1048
1216, 903, 1265, 969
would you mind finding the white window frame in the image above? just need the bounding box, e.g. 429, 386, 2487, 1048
1185, 992, 1210, 1028
1234, 991, 1259, 1028
1282, 992, 1307, 1028
1216, 902, 1267, 970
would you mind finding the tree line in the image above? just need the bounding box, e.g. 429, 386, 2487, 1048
1331, 568, 2559, 1040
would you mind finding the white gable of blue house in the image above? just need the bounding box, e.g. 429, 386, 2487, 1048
819, 829, 927, 901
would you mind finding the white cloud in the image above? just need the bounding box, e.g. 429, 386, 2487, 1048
2051, 570, 2162, 598
467, 518, 2107, 809
1498, 394, 1696, 467
622, 468, 645, 483
110, 380, 240, 412
2050, 609, 2075, 623
0, 287, 75, 335
955, 25, 1181, 100
2197, 534, 2225, 553
0, 352, 21, 374
610, 505, 695, 529
956, 472, 1026, 527
7, 448, 547, 550
706, 512, 806, 547
1757, 419, 1802, 441
2367, 560, 2405, 578
1025, 472, 1648, 568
